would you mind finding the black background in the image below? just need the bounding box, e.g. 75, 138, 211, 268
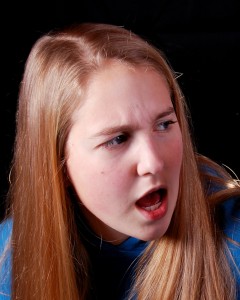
1, 0, 240, 219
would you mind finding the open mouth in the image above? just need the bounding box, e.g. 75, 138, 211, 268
136, 189, 166, 212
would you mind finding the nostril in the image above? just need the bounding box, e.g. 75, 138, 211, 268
135, 138, 164, 177
136, 156, 164, 177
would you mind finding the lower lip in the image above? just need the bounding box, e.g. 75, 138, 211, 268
136, 195, 168, 221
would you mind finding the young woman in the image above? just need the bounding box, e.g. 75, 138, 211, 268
0, 23, 239, 300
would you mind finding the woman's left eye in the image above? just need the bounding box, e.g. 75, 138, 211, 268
156, 120, 177, 131
104, 134, 128, 148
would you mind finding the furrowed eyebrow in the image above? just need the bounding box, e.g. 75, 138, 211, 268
93, 125, 132, 138
155, 106, 175, 120
93, 106, 175, 138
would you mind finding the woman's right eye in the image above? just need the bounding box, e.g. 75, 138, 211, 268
104, 134, 128, 148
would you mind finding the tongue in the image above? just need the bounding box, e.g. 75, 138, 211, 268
137, 192, 160, 208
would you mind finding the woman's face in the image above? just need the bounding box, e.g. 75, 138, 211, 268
66, 62, 183, 244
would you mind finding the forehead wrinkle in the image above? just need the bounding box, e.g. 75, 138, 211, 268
91, 106, 175, 139
91, 105, 140, 138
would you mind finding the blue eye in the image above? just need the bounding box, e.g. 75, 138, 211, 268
156, 120, 177, 131
104, 134, 128, 148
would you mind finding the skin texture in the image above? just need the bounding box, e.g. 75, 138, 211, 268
66, 62, 183, 244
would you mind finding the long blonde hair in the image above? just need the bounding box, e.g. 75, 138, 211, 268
5, 23, 240, 299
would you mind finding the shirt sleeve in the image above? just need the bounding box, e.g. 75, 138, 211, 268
0, 218, 12, 299
220, 197, 240, 299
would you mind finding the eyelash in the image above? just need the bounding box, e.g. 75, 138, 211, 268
156, 120, 177, 131
102, 119, 178, 149
103, 134, 129, 148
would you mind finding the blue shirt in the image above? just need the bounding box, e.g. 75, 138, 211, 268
219, 197, 240, 298
0, 219, 12, 299
0, 197, 239, 299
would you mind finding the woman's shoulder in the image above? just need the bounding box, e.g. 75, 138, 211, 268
200, 157, 240, 244
219, 196, 240, 250
219, 197, 240, 296
220, 196, 240, 232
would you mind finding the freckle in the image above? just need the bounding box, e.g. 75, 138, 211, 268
101, 171, 105, 175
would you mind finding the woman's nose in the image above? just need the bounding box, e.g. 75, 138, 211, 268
136, 137, 164, 177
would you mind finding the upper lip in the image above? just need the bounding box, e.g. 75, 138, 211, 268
138, 185, 166, 201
